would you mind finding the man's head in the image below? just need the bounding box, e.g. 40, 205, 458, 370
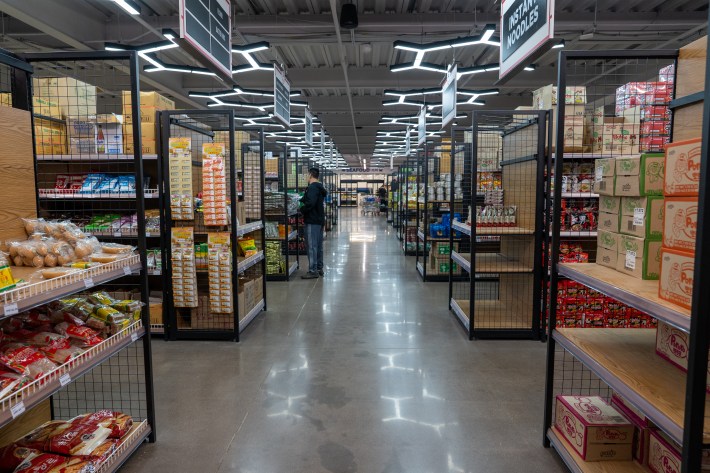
308, 167, 320, 183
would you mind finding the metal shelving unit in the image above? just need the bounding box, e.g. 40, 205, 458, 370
540, 49, 710, 473
158, 111, 266, 341
0, 49, 158, 460
401, 158, 419, 255
450, 111, 549, 340
265, 145, 299, 281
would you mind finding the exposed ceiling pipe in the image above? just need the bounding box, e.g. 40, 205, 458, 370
329, 0, 361, 157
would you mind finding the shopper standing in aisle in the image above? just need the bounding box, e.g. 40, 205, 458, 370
300, 168, 328, 279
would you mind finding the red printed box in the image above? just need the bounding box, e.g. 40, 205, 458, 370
648, 430, 681, 473
554, 395, 634, 461
611, 393, 649, 465
664, 138, 701, 197
663, 198, 698, 252
658, 248, 694, 310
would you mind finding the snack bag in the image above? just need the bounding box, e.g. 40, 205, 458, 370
53, 323, 103, 347
237, 239, 257, 257
45, 423, 111, 456
0, 344, 58, 379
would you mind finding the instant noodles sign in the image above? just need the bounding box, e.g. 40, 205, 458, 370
500, 0, 555, 79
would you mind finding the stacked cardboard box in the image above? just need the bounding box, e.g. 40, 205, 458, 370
590, 110, 640, 155
531, 84, 588, 152
33, 77, 97, 118
594, 155, 665, 279
122, 91, 175, 155
428, 242, 461, 275
659, 138, 700, 310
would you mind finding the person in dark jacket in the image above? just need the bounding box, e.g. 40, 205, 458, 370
300, 167, 328, 279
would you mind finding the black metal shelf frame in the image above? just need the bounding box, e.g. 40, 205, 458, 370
13, 49, 157, 446
538, 49, 710, 473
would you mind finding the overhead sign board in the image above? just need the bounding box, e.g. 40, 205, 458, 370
499, 0, 555, 80
179, 0, 232, 82
273, 64, 291, 127
320, 126, 325, 155
418, 107, 426, 146
329, 141, 333, 160
305, 109, 313, 146
405, 127, 411, 156
441, 64, 457, 129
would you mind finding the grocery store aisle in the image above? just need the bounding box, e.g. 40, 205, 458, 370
123, 208, 565, 473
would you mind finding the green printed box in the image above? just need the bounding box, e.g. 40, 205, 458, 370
619, 196, 664, 239
616, 235, 662, 280
614, 154, 665, 196
597, 230, 620, 252
598, 195, 621, 214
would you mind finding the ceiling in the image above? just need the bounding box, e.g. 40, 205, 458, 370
0, 0, 706, 167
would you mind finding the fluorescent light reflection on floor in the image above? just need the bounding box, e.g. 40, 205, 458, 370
349, 232, 377, 242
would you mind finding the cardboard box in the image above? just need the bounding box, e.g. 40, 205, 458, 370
659, 248, 695, 309
614, 154, 665, 196
611, 393, 649, 465
617, 235, 662, 280
34, 118, 67, 155
596, 177, 616, 196
124, 138, 156, 155
124, 106, 162, 125
655, 320, 710, 394
597, 246, 619, 269
554, 395, 634, 461
532, 85, 587, 110
598, 211, 620, 233
33, 77, 97, 117
595, 158, 617, 178
597, 123, 641, 154
664, 138, 701, 196
663, 197, 698, 252
619, 196, 664, 239
0, 92, 11, 107
597, 230, 621, 252
557, 104, 587, 152
123, 121, 159, 142
32, 96, 62, 119
121, 90, 175, 112
95, 114, 123, 154
647, 430, 681, 473
149, 302, 163, 325
599, 195, 621, 214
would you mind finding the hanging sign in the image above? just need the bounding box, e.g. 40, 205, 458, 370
441, 64, 457, 129
305, 109, 314, 146
320, 126, 325, 156
273, 63, 291, 127
418, 107, 426, 146
179, 0, 232, 82
329, 141, 333, 160
499, 0, 555, 80
390, 154, 394, 170
405, 127, 411, 156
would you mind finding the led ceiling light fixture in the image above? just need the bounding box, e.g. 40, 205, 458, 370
111, 0, 141, 15
232, 42, 274, 74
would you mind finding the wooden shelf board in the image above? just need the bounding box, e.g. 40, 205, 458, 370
475, 226, 535, 235
554, 328, 710, 445
547, 428, 645, 473
558, 263, 691, 332
472, 300, 533, 329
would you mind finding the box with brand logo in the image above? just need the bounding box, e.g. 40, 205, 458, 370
597, 246, 619, 270
663, 198, 698, 252
33, 77, 97, 117
620, 196, 664, 239
94, 114, 123, 155
532, 85, 587, 110
554, 395, 634, 461
655, 320, 710, 394
614, 154, 665, 196
598, 123, 641, 154
121, 90, 175, 112
597, 230, 620, 252
611, 393, 649, 465
598, 211, 620, 233
659, 248, 695, 309
599, 195, 621, 214
616, 235, 662, 280
647, 430, 681, 473
595, 158, 617, 196
664, 138, 701, 196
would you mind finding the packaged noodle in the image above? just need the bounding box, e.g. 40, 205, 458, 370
237, 238, 258, 257
0, 445, 41, 473
0, 369, 29, 399
0, 344, 57, 379
15, 421, 67, 450
12, 452, 72, 473
53, 323, 103, 348
45, 422, 111, 456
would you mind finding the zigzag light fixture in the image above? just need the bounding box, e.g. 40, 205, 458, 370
382, 87, 499, 107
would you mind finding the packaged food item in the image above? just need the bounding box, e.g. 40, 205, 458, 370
614, 154, 665, 197
72, 410, 133, 439
16, 421, 67, 450
0, 344, 58, 379
658, 248, 694, 310
554, 395, 634, 461
663, 197, 698, 252
664, 138, 701, 197
76, 438, 117, 464
648, 429, 681, 473
99, 243, 134, 254
12, 452, 69, 472
45, 423, 111, 456
0, 369, 29, 399
53, 323, 103, 347
0, 445, 41, 472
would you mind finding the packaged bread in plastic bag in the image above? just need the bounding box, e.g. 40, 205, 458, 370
0, 344, 58, 379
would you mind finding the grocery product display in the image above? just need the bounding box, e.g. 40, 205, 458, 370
400, 160, 420, 254
543, 47, 710, 472
264, 147, 299, 281
449, 112, 549, 339
158, 111, 266, 340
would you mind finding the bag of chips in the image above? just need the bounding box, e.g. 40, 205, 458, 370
237, 238, 257, 257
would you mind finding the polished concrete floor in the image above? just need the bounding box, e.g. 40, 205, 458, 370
123, 209, 566, 473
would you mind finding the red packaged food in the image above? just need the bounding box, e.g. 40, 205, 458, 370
76, 439, 116, 465
584, 298, 604, 316
16, 421, 68, 450
54, 175, 70, 190
72, 410, 133, 439
0, 369, 29, 399
0, 445, 40, 473
605, 314, 627, 328
584, 313, 606, 328
640, 136, 668, 152
13, 452, 68, 473
46, 423, 111, 456
19, 312, 51, 329
641, 120, 671, 136
0, 344, 58, 379
40, 343, 83, 364
0, 318, 22, 334
566, 283, 580, 298
51, 457, 95, 473
642, 105, 671, 120
53, 323, 103, 348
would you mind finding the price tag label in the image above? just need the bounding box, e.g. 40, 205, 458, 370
59, 373, 71, 386
131, 332, 139, 343
84, 278, 95, 289
4, 303, 18, 317
625, 250, 637, 270
113, 231, 122, 237
10, 402, 25, 419
633, 208, 645, 226
123, 266, 132, 276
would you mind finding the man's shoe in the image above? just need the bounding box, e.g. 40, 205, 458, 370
318, 269, 324, 276
301, 272, 319, 279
